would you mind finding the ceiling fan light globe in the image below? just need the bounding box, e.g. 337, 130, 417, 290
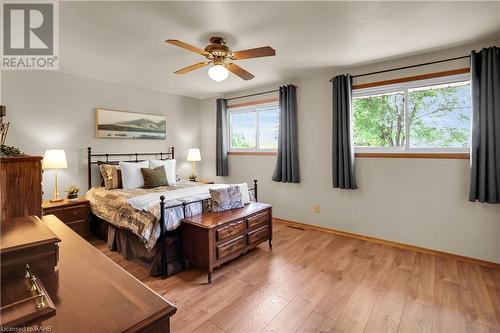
208, 65, 229, 82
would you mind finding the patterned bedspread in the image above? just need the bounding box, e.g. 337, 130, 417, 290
85, 181, 205, 250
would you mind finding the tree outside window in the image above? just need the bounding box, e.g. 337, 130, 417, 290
352, 77, 471, 151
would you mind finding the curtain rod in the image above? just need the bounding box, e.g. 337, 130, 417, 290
329, 55, 471, 82
226, 89, 279, 101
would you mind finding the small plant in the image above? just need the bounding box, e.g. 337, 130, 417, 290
66, 185, 80, 200
0, 144, 23, 157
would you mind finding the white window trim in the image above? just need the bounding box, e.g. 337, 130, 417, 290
352, 73, 471, 154
228, 102, 279, 152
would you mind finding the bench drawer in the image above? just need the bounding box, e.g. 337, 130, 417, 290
247, 225, 269, 245
217, 236, 245, 260
216, 219, 245, 241
247, 211, 269, 229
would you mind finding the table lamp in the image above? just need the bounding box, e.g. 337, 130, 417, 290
187, 148, 201, 181
42, 149, 68, 202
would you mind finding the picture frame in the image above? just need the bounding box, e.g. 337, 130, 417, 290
95, 108, 166, 140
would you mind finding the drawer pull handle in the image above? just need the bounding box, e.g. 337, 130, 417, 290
225, 222, 240, 233
249, 213, 268, 222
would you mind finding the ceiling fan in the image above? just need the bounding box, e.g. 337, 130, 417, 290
166, 37, 276, 82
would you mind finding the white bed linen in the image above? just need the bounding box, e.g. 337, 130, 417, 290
127, 183, 229, 211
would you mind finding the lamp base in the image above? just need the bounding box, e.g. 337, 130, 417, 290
49, 198, 64, 203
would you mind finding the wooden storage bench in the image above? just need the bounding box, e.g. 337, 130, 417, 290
182, 202, 272, 283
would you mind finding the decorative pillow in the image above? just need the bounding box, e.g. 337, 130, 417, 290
230, 183, 251, 204
210, 186, 244, 212
149, 159, 176, 185
228, 186, 244, 208
98, 164, 122, 190
119, 161, 149, 189
141, 166, 168, 189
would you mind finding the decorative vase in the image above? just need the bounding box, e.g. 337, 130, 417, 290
67, 193, 78, 201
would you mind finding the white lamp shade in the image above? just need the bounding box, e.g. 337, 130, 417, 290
208, 65, 229, 82
42, 149, 68, 169
187, 148, 201, 162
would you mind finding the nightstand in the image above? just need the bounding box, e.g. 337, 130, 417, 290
42, 197, 90, 238
197, 179, 215, 184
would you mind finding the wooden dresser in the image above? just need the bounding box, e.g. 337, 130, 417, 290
30, 215, 177, 332
0, 156, 43, 221
182, 202, 272, 283
1, 216, 61, 326
42, 198, 90, 237
1, 216, 60, 279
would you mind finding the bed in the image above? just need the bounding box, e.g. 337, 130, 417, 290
85, 147, 257, 278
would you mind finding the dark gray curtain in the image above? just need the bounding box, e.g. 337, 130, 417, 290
272, 85, 300, 183
469, 47, 500, 203
332, 74, 357, 189
216, 98, 229, 177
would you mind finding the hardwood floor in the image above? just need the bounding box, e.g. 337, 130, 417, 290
90, 221, 500, 333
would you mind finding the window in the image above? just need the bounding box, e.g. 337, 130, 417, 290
229, 103, 279, 151
352, 74, 471, 153
352, 91, 406, 147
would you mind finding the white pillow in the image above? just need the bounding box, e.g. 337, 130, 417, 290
231, 183, 250, 204
149, 159, 176, 185
119, 161, 149, 189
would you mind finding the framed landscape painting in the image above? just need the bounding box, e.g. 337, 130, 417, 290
96, 108, 166, 139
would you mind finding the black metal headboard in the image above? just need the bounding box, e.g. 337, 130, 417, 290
87, 146, 175, 190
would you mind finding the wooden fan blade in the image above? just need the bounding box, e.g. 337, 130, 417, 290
232, 46, 276, 60
225, 63, 255, 80
166, 39, 208, 56
174, 62, 209, 74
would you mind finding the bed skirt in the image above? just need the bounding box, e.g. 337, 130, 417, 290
91, 215, 184, 277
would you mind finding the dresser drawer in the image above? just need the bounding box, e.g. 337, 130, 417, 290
216, 219, 245, 241
247, 211, 269, 229
1, 243, 59, 279
66, 220, 87, 236
217, 236, 245, 260
45, 206, 88, 224
247, 225, 269, 245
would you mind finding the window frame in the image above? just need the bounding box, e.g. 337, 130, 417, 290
352, 73, 471, 154
227, 101, 280, 153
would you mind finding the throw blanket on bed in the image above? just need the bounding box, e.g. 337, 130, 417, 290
86, 181, 206, 249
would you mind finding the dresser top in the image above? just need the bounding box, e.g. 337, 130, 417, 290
42, 197, 89, 210
182, 202, 272, 229
37, 215, 177, 332
0, 216, 60, 254
0, 156, 42, 163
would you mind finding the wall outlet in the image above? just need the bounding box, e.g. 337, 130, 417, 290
313, 205, 320, 214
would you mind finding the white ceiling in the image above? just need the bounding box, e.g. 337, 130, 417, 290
59, 1, 500, 99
